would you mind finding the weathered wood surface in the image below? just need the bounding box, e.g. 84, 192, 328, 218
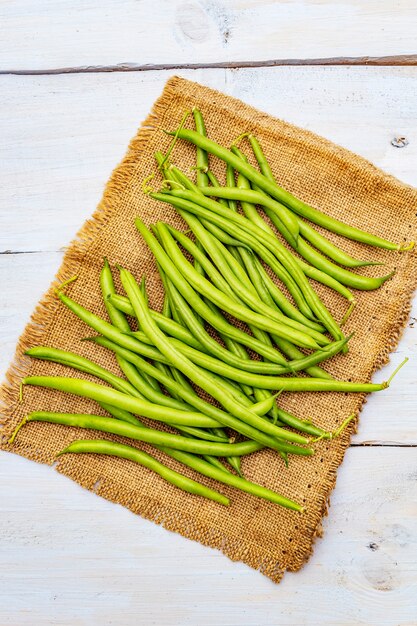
1, 448, 416, 625
1, 10, 416, 623
1, 1, 417, 71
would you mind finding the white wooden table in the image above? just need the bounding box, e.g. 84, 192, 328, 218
1, 3, 416, 624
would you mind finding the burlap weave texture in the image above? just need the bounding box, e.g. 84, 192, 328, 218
1, 76, 416, 583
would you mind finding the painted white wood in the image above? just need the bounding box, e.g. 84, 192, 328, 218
1, 67, 416, 254
1, 47, 416, 620
0, 251, 416, 445
0, 1, 416, 71
0, 447, 416, 625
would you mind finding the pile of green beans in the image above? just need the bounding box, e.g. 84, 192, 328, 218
10, 109, 410, 512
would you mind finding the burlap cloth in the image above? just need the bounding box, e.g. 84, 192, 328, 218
1, 77, 416, 583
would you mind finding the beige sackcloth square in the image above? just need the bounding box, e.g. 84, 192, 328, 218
1, 77, 416, 583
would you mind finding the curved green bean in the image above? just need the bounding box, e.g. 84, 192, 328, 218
192, 108, 209, 187
11, 408, 312, 458
58, 438, 229, 505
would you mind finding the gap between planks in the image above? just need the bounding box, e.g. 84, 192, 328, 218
1, 54, 417, 75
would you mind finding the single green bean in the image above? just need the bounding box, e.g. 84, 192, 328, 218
12, 407, 312, 458
276, 408, 331, 439
57, 438, 229, 505
192, 108, 209, 187
298, 219, 383, 268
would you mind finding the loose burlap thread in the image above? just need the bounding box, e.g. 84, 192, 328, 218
1, 77, 416, 583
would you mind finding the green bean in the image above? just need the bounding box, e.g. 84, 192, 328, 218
120, 265, 312, 446
57, 438, 229, 505
231, 145, 295, 245
221, 151, 360, 302
170, 128, 413, 251
298, 219, 383, 268
270, 335, 333, 380
98, 402, 233, 479
166, 223, 286, 367
201, 455, 231, 473
134, 220, 296, 364
197, 218, 316, 322
229, 252, 333, 379
25, 346, 142, 399
101, 258, 162, 398
158, 153, 315, 317
170, 425, 230, 443
11, 407, 311, 458
156, 222, 324, 351
220, 152, 356, 304
154, 191, 343, 341
296, 238, 393, 291
78, 406, 299, 508
230, 246, 324, 334
98, 402, 139, 423
246, 135, 393, 268
206, 171, 230, 208
193, 248, 254, 397
59, 291, 171, 362
162, 291, 171, 318
154, 356, 241, 470
192, 108, 209, 187
89, 403, 293, 506
91, 335, 255, 423
276, 408, 331, 439
203, 227, 330, 345
23, 376, 223, 428
297, 258, 355, 302
226, 164, 238, 211
157, 447, 303, 511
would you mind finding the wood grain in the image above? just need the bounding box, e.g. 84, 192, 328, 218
1, 447, 416, 625
1, 21, 416, 618
1, 1, 416, 71
2, 67, 416, 254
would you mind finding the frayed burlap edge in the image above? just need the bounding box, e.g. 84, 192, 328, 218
1, 76, 416, 584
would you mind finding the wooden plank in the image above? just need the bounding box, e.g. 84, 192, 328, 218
0, 1, 416, 71
1, 67, 416, 253
0, 447, 415, 625
0, 251, 415, 445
